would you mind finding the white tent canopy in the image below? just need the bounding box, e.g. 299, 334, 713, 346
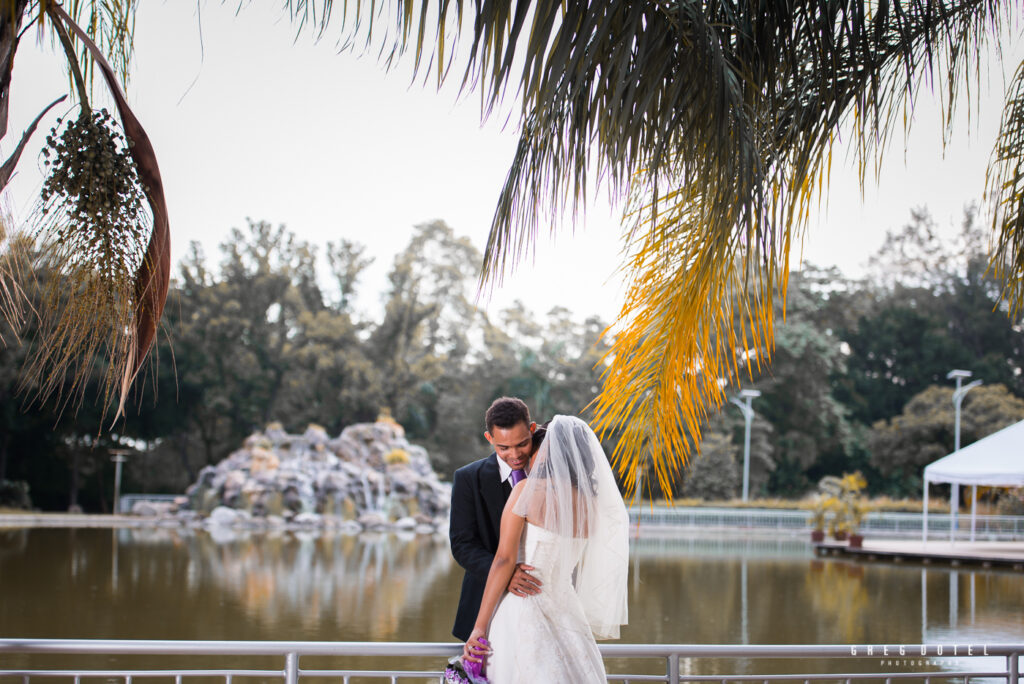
922, 419, 1024, 541
925, 419, 1024, 486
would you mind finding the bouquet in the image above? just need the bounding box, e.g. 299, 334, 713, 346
441, 639, 489, 684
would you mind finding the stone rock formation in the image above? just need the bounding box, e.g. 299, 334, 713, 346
181, 420, 450, 533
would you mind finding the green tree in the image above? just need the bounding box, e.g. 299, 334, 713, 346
762, 295, 857, 492
149, 221, 343, 470
682, 428, 740, 501
2, 214, 626, 505
326, 239, 374, 314
718, 266, 857, 496
369, 220, 482, 433
275, 309, 382, 432
868, 384, 1024, 496
494, 306, 610, 421
837, 208, 1024, 426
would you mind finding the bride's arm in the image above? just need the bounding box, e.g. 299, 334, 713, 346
463, 483, 526, 662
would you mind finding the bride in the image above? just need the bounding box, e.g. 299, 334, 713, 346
463, 415, 629, 683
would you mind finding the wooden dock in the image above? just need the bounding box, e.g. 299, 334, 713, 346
814, 538, 1024, 569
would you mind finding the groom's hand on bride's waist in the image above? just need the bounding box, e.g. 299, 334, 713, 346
508, 563, 541, 597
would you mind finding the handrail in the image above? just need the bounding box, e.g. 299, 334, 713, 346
4, 639, 1020, 656
5, 505, 1022, 540
1, 639, 1020, 683
628, 506, 1024, 539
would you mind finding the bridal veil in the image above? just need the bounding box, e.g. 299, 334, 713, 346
512, 414, 629, 639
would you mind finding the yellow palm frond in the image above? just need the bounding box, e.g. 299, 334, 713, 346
278, 0, 1020, 493
986, 57, 1024, 317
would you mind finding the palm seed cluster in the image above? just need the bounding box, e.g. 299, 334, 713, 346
40, 108, 149, 264
28, 109, 152, 413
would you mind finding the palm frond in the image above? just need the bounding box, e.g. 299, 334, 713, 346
590, 188, 755, 495
472, 0, 1011, 490
22, 229, 143, 414
0, 95, 67, 192
21, 3, 169, 422
63, 0, 139, 90
55, 1, 170, 422
22, 1, 139, 97
274, 0, 1017, 490
0, 210, 30, 342
986, 58, 1024, 317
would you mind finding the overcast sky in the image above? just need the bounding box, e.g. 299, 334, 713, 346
6, 3, 1022, 323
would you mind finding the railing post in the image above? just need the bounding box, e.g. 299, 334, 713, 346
1009, 651, 1019, 684
667, 653, 679, 683
285, 651, 299, 684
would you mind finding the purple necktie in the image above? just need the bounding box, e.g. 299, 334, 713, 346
509, 469, 526, 486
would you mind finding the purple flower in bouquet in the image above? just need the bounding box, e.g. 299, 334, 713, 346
464, 638, 488, 679
441, 644, 490, 684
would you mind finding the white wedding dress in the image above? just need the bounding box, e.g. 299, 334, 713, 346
485, 522, 607, 683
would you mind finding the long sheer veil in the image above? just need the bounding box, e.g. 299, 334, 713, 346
512, 415, 629, 639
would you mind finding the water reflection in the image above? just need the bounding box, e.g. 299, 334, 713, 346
159, 529, 453, 638
922, 568, 1024, 644
0, 528, 28, 559
1, 528, 1021, 650
630, 533, 811, 559
1, 527, 458, 642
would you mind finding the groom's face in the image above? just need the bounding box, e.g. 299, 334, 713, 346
485, 421, 536, 472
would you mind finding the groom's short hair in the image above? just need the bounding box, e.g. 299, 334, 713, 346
485, 397, 531, 432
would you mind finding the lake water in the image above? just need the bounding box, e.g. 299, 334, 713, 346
1, 527, 1021, 678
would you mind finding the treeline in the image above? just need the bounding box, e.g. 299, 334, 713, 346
0, 220, 608, 510
1, 208, 1022, 512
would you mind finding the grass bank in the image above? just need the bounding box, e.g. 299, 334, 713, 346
640, 497, 958, 514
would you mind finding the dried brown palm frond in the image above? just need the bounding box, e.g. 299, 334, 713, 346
23, 245, 142, 412
0, 209, 31, 341
0, 95, 68, 192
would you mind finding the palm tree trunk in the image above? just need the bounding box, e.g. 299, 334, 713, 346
174, 434, 196, 483
0, 1, 30, 139
95, 465, 107, 513
0, 432, 8, 481
68, 449, 80, 511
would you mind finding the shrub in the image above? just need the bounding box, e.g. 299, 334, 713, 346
385, 448, 411, 465
996, 488, 1024, 516
0, 480, 32, 510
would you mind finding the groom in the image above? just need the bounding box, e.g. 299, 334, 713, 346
449, 396, 543, 641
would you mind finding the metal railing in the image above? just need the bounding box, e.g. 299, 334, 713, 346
628, 506, 1024, 540
866, 511, 1024, 539
0, 639, 1020, 683
118, 494, 181, 514
630, 506, 811, 533
4, 502, 1022, 540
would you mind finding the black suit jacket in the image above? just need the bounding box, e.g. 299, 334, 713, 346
449, 453, 509, 641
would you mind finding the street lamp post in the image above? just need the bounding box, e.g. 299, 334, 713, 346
110, 449, 132, 515
730, 389, 761, 502
945, 369, 982, 543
